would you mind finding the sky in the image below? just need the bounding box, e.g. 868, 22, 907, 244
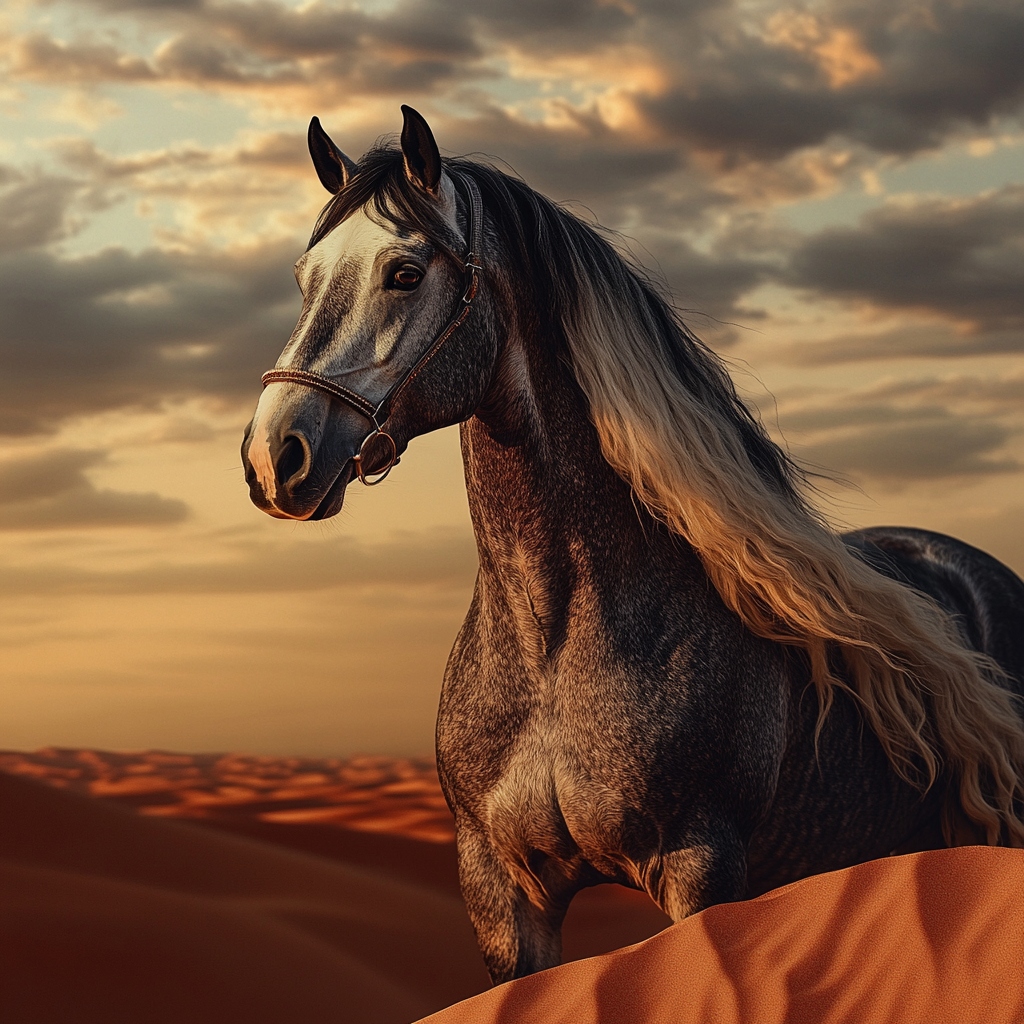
1, 0, 1023, 757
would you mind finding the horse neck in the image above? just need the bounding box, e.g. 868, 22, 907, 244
461, 319, 704, 656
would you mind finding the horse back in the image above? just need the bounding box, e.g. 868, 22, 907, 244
843, 526, 1024, 700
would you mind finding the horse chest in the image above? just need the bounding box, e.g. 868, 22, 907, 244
479, 715, 647, 876
442, 561, 781, 879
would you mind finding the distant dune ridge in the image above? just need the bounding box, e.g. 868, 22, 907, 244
0, 747, 455, 842
1, 749, 1021, 1023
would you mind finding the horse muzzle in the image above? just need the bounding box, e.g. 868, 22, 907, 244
241, 384, 372, 520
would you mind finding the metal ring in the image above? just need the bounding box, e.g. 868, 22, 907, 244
353, 430, 398, 486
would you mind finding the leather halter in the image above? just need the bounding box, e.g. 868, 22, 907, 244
261, 172, 484, 485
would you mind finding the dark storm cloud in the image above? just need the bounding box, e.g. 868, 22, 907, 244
785, 184, 1024, 335
0, 449, 188, 528
641, 0, 1024, 159
0, 242, 300, 435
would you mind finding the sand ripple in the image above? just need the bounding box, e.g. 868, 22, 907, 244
0, 748, 455, 842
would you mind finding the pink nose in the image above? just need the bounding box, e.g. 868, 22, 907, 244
241, 420, 312, 509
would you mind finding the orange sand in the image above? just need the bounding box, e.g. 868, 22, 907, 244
0, 756, 669, 1022
2, 751, 1021, 1024
0, 747, 455, 842
421, 846, 1024, 1024
0, 769, 488, 1022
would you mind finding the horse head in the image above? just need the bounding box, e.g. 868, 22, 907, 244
241, 106, 497, 520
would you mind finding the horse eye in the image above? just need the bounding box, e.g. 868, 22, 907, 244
392, 266, 423, 290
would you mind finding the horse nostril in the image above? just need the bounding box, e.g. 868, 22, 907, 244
276, 433, 311, 492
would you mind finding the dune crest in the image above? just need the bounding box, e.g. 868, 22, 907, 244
418, 846, 1024, 1024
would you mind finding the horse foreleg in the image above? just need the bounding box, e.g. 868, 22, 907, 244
644, 825, 748, 922
455, 824, 569, 983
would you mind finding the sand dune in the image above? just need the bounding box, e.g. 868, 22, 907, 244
0, 770, 489, 1022
0, 757, 670, 1022
422, 846, 1024, 1024
0, 747, 456, 842
2, 752, 1021, 1024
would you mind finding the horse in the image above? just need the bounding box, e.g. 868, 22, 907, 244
242, 106, 1024, 984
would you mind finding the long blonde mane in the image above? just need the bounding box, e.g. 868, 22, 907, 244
558, 234, 1024, 847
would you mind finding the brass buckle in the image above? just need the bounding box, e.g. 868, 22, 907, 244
353, 429, 399, 486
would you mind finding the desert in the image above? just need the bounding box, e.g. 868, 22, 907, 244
0, 748, 669, 1022
2, 748, 1021, 1024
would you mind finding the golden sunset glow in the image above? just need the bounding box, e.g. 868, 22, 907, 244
1, 0, 1023, 758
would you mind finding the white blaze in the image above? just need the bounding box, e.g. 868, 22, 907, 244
247, 386, 288, 503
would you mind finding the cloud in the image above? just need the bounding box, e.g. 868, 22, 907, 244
636, 235, 769, 328
0, 165, 88, 252
4, 0, 484, 101
7, 0, 1022, 169
804, 417, 1019, 481
2, 0, 1022, 434
784, 184, 1024, 336
0, 241, 299, 434
0, 121, 761, 435
864, 373, 1024, 412
474, 0, 637, 50
771, 325, 1024, 366
437, 107, 683, 210
778, 376, 1024, 483
0, 449, 189, 528
640, 0, 1024, 160
50, 133, 319, 244
8, 32, 156, 83
0, 524, 476, 593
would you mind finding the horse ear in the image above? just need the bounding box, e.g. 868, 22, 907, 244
308, 116, 357, 194
400, 105, 442, 194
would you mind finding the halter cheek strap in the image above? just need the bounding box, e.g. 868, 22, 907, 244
261, 172, 484, 485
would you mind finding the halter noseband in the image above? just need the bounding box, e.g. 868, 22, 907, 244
261, 172, 484, 485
